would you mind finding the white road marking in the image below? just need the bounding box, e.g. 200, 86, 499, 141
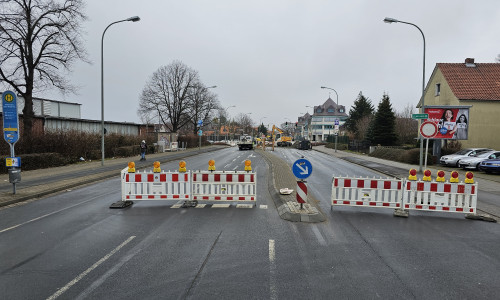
212, 204, 230, 208
171, 204, 183, 208
0, 197, 99, 234
195, 204, 207, 208
236, 204, 253, 208
312, 225, 327, 246
46, 236, 136, 300
232, 166, 238, 170
269, 239, 277, 300
260, 205, 268, 209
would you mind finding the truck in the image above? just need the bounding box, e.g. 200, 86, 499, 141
237, 134, 254, 150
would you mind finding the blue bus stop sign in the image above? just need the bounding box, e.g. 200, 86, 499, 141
2, 91, 19, 144
292, 158, 312, 179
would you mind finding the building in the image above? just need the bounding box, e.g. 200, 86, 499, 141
421, 58, 500, 150
1, 93, 147, 135
303, 97, 348, 142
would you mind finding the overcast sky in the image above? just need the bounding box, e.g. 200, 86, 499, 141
42, 0, 500, 128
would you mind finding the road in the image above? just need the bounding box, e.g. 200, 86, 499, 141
1, 147, 500, 299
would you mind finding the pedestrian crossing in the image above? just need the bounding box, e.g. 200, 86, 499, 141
170, 203, 268, 209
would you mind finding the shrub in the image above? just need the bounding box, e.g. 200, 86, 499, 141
441, 140, 462, 156
325, 143, 348, 150
0, 152, 72, 173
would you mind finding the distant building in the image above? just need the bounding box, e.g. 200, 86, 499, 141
0, 93, 147, 135
422, 58, 500, 150
303, 97, 348, 142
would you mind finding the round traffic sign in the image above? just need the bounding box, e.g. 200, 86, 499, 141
420, 121, 438, 138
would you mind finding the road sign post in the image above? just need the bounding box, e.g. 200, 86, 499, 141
412, 113, 429, 120
292, 158, 312, 209
2, 91, 21, 194
420, 121, 438, 170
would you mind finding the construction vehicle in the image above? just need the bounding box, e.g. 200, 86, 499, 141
273, 125, 293, 147
237, 134, 254, 150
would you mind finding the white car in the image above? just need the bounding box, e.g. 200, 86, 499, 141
458, 150, 500, 170
440, 148, 492, 167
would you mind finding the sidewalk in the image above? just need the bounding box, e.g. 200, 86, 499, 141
0, 146, 224, 207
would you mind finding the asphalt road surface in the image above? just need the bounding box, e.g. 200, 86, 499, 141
1, 147, 500, 299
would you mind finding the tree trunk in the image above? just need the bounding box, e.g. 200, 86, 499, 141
21, 90, 34, 150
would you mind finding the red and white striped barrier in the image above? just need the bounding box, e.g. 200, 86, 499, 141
332, 177, 403, 209
296, 181, 307, 204
121, 168, 191, 201
191, 171, 257, 203
402, 181, 477, 214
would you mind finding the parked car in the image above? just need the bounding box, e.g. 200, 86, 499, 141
294, 140, 312, 150
440, 148, 492, 167
458, 150, 500, 170
479, 158, 500, 174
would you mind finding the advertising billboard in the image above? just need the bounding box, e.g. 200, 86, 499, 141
424, 107, 470, 140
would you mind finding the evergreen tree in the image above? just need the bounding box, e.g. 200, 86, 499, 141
345, 92, 375, 135
370, 93, 398, 145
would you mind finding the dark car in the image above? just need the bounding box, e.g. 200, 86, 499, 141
294, 140, 311, 150
479, 158, 500, 174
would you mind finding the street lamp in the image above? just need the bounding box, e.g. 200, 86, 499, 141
224, 105, 236, 142
101, 16, 140, 166
384, 17, 426, 172
320, 86, 339, 106
321, 86, 340, 151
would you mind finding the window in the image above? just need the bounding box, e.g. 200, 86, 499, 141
316, 108, 322, 113
327, 108, 335, 113
435, 83, 441, 96
339, 108, 344, 113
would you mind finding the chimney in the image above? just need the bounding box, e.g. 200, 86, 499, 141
465, 58, 476, 67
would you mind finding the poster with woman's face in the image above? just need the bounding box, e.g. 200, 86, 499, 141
424, 107, 469, 140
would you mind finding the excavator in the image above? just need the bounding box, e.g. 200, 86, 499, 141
272, 125, 293, 147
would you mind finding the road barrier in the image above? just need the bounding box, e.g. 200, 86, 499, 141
332, 177, 402, 209
191, 171, 256, 203
331, 171, 478, 218
121, 168, 191, 201
117, 164, 257, 207
402, 181, 477, 214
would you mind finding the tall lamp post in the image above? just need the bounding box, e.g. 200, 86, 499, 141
321, 86, 340, 151
198, 86, 217, 150
384, 17, 426, 172
224, 105, 236, 142
101, 16, 140, 166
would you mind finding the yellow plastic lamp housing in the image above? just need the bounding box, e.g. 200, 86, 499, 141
208, 159, 216, 171
465, 171, 474, 184
128, 162, 136, 173
153, 161, 161, 173
436, 170, 446, 182
179, 160, 187, 173
450, 171, 459, 183
423, 169, 432, 182
408, 169, 417, 181
244, 159, 252, 172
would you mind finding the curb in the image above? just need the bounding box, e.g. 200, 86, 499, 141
256, 149, 326, 223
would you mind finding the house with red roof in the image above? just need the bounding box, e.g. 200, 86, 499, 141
421, 58, 500, 150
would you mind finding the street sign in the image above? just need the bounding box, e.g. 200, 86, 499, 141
2, 91, 19, 144
420, 121, 438, 138
198, 130, 203, 136
6, 157, 21, 167
334, 119, 339, 125
197, 120, 203, 127
412, 113, 429, 119
292, 158, 312, 179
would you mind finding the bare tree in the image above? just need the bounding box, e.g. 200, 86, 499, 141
235, 113, 253, 135
355, 115, 373, 140
138, 61, 200, 133
0, 0, 88, 140
395, 103, 418, 145
188, 83, 220, 135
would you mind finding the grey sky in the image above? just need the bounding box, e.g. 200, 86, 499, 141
43, 0, 500, 128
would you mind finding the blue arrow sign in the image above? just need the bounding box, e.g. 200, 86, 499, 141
2, 91, 19, 144
197, 120, 203, 127
292, 158, 312, 179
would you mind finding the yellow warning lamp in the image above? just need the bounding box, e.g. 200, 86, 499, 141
179, 160, 187, 173
465, 171, 474, 184
450, 171, 459, 183
128, 161, 135, 173
408, 168, 417, 181
153, 161, 161, 173
244, 159, 252, 172
423, 169, 432, 182
208, 159, 216, 171
436, 170, 446, 182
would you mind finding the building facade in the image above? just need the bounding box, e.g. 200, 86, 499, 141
302, 97, 348, 142
422, 58, 500, 150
